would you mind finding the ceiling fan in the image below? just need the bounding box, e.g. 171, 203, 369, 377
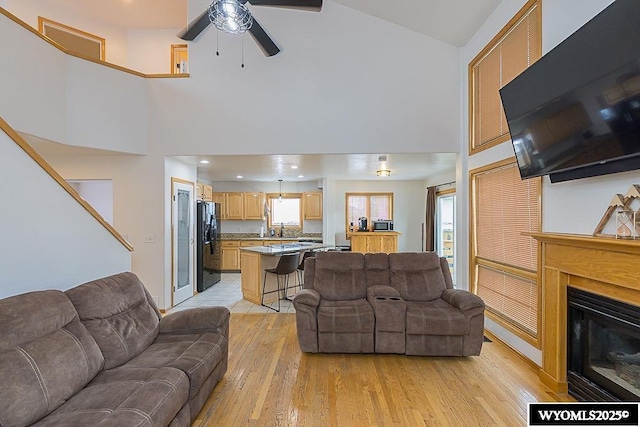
178, 0, 323, 57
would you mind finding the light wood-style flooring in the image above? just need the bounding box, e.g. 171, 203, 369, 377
194, 314, 569, 426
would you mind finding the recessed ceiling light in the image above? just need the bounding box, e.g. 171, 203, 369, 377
290, 165, 298, 169
200, 160, 210, 164
297, 175, 304, 178
236, 175, 243, 179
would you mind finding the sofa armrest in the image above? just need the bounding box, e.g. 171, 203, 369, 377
441, 289, 485, 314
292, 289, 320, 308
366, 285, 401, 305
159, 306, 230, 338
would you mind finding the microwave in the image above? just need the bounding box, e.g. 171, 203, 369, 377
372, 220, 394, 232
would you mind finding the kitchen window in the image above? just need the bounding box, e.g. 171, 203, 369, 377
267, 194, 302, 229
345, 193, 393, 234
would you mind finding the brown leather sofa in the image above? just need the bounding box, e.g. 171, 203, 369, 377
293, 252, 485, 356
0, 272, 229, 426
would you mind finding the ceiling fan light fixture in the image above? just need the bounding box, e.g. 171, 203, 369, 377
209, 0, 253, 35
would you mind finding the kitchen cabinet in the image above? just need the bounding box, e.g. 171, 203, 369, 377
303, 192, 322, 220
210, 192, 265, 220
221, 241, 240, 271
243, 192, 266, 220
349, 232, 400, 254
226, 193, 244, 219
196, 184, 213, 201
203, 185, 213, 202
210, 192, 225, 218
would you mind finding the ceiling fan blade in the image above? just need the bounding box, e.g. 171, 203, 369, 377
247, 0, 322, 11
177, 9, 211, 41
248, 19, 281, 57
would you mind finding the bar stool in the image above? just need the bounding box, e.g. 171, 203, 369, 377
297, 251, 316, 289
261, 253, 300, 312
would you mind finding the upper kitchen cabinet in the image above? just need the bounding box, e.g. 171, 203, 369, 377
244, 192, 266, 220
226, 192, 244, 220
211, 192, 226, 218
303, 192, 322, 220
197, 183, 213, 202
203, 185, 213, 202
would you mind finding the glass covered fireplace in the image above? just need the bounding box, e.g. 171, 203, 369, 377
568, 287, 640, 401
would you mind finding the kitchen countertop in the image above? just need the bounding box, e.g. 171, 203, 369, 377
219, 236, 323, 242
240, 242, 333, 255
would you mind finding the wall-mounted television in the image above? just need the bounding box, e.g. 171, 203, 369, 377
499, 0, 640, 183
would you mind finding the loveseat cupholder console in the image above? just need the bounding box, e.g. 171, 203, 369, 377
370, 293, 407, 354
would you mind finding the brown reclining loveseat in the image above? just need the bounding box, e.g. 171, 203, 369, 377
292, 251, 485, 356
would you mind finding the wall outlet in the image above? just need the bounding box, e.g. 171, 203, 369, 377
144, 234, 155, 243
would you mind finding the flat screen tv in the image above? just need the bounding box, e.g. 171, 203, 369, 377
499, 0, 640, 183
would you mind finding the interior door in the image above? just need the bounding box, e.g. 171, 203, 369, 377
172, 180, 194, 306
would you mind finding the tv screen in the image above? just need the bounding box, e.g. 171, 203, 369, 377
499, 0, 640, 183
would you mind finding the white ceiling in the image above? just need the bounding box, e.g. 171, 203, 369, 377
181, 153, 457, 182
44, 0, 502, 47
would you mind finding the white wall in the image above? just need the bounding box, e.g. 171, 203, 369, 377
5, 0, 128, 66
0, 12, 148, 155
0, 130, 131, 298
333, 179, 426, 252
68, 180, 114, 225
461, 0, 622, 365
43, 153, 167, 306
147, 0, 462, 156
128, 29, 185, 75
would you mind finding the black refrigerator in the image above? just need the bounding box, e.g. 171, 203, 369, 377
196, 201, 221, 292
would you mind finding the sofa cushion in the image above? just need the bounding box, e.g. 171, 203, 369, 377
34, 366, 189, 426
66, 272, 162, 369
364, 253, 390, 287
0, 290, 104, 427
405, 300, 468, 336
104, 332, 227, 400
313, 252, 366, 300
389, 252, 447, 301
317, 299, 374, 333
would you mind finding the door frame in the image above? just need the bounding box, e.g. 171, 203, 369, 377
171, 178, 195, 307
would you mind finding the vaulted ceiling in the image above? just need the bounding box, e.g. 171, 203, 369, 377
39, 0, 501, 47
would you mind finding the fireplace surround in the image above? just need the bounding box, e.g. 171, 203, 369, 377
532, 233, 640, 395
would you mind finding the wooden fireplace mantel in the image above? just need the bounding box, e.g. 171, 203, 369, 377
532, 232, 640, 394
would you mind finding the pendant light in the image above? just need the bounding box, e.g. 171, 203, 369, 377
278, 179, 283, 202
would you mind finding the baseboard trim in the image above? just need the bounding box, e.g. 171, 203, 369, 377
483, 329, 540, 372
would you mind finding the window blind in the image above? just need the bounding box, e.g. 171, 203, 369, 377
472, 161, 541, 339
470, 0, 541, 154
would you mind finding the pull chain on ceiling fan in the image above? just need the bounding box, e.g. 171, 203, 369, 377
178, 0, 323, 57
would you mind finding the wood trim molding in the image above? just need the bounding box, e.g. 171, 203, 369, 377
38, 16, 106, 61
0, 7, 189, 79
532, 232, 640, 393
0, 116, 133, 252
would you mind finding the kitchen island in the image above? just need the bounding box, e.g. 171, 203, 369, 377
348, 231, 401, 254
240, 242, 333, 305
